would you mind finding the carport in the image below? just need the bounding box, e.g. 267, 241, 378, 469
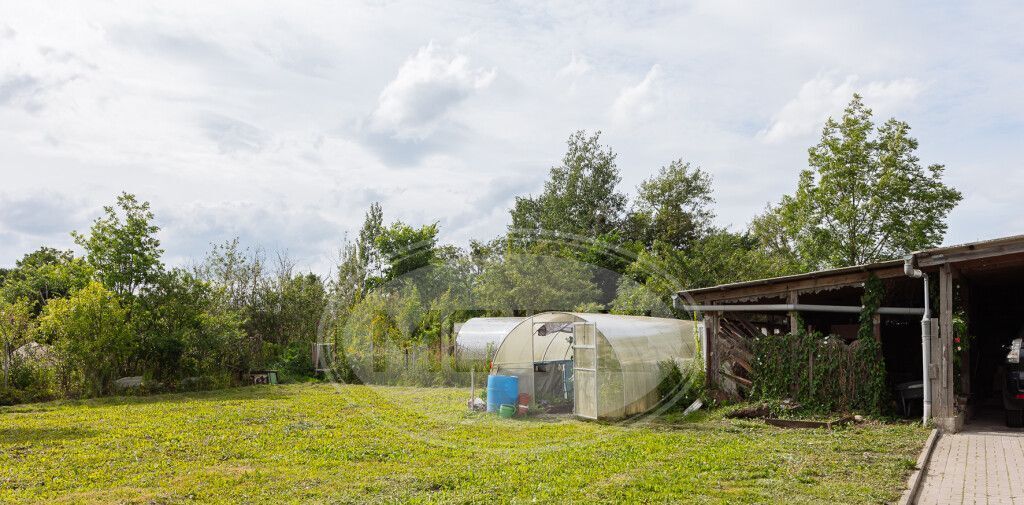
678, 234, 1024, 433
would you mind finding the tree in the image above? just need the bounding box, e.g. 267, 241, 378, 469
39, 281, 132, 396
758, 95, 962, 269
619, 230, 802, 311
73, 193, 164, 298
133, 269, 246, 381
0, 298, 36, 389
375, 221, 439, 281
334, 238, 366, 307
0, 247, 93, 313
473, 248, 601, 315
509, 130, 627, 244
624, 160, 716, 251
194, 238, 266, 311
358, 202, 385, 283
609, 278, 672, 317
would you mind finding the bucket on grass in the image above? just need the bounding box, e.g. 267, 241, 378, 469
486, 375, 519, 413
517, 392, 531, 416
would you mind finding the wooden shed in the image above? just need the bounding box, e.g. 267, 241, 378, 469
677, 234, 1024, 432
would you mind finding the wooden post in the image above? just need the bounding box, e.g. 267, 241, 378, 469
705, 312, 721, 390
788, 291, 800, 335
937, 264, 956, 420
872, 313, 881, 342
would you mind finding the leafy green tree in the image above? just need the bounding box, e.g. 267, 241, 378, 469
39, 281, 132, 396
510, 130, 627, 244
334, 237, 367, 309
358, 202, 385, 283
609, 278, 672, 317
133, 269, 246, 381
195, 238, 266, 311
624, 160, 716, 251
375, 221, 439, 281
473, 248, 601, 315
1, 247, 93, 313
619, 230, 802, 309
757, 95, 962, 269
0, 298, 36, 389
73, 193, 164, 298
278, 273, 327, 344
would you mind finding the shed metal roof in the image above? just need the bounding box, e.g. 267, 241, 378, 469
678, 234, 1024, 302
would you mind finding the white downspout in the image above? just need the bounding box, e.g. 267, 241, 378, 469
905, 256, 931, 425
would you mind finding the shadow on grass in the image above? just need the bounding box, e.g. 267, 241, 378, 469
0, 426, 98, 444
0, 384, 310, 413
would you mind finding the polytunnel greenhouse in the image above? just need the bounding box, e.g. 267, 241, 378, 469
486, 312, 698, 419
454, 317, 525, 362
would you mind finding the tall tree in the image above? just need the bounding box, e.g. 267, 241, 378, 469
358, 202, 385, 283
757, 95, 962, 269
73, 193, 164, 298
473, 250, 600, 315
0, 247, 92, 313
375, 221, 439, 281
624, 160, 716, 251
509, 130, 627, 244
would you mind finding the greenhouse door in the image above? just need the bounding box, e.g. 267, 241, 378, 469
572, 322, 598, 419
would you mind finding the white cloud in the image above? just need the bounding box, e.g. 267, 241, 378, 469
610, 64, 663, 126
557, 51, 590, 80
369, 43, 495, 140
758, 75, 925, 143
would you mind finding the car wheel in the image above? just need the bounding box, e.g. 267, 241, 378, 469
1007, 409, 1024, 428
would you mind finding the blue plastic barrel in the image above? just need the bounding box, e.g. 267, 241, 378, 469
486, 375, 519, 413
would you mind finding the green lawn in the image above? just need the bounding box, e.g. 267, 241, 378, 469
0, 384, 928, 504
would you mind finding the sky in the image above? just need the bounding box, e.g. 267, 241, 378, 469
1, 1, 1022, 275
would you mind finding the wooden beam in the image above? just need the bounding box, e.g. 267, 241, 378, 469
917, 240, 1024, 267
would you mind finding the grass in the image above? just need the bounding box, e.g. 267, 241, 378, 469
0, 384, 928, 504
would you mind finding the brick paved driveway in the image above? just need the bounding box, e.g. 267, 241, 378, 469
917, 417, 1024, 504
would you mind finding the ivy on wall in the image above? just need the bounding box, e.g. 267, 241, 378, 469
750, 275, 891, 415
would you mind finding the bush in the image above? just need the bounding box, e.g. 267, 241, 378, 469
38, 281, 132, 398
0, 356, 56, 405
657, 358, 706, 411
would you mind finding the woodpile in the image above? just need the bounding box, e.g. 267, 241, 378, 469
716, 317, 761, 398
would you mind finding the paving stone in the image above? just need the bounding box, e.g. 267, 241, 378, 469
916, 418, 1024, 504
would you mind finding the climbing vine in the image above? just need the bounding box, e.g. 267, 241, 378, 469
751, 275, 890, 416
853, 275, 889, 414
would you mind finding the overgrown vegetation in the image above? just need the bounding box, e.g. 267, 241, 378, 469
750, 276, 890, 415
0, 384, 930, 504
657, 321, 708, 410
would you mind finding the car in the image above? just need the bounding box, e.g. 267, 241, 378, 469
1005, 338, 1024, 427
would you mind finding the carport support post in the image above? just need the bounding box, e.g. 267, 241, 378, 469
705, 312, 721, 390
935, 264, 958, 429
787, 291, 800, 335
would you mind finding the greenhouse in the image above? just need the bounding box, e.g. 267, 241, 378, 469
488, 312, 697, 419
454, 317, 525, 362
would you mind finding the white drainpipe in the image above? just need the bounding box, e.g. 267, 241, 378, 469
905, 255, 932, 425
